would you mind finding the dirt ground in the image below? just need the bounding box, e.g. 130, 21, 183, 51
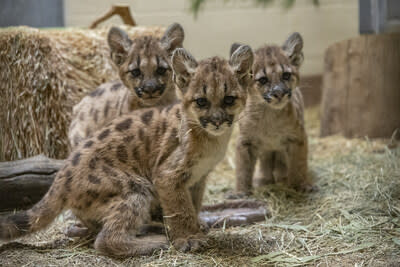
1, 107, 399, 266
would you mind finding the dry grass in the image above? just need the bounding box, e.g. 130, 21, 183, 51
0, 26, 164, 162
1, 106, 399, 266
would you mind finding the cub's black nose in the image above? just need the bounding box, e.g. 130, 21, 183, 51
142, 80, 165, 95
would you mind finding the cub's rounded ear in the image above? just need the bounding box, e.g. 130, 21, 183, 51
230, 42, 243, 57
171, 48, 198, 91
160, 23, 185, 54
108, 27, 132, 66
282, 32, 304, 68
229, 45, 254, 83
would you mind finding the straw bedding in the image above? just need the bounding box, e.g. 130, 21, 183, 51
0, 26, 164, 161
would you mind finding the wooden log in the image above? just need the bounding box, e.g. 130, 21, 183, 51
0, 155, 64, 211
320, 33, 400, 138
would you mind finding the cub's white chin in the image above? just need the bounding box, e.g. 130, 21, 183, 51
267, 97, 290, 109
205, 125, 231, 136
140, 97, 161, 106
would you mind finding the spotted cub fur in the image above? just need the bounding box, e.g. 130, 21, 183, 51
0, 46, 253, 257
233, 33, 313, 196
68, 23, 184, 149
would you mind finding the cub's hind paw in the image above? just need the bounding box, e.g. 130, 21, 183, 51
65, 225, 90, 238
296, 183, 319, 193
173, 234, 207, 253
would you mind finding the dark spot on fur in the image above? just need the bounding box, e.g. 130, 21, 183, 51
128, 180, 148, 195
176, 109, 181, 120
102, 164, 117, 176
88, 174, 101, 184
170, 128, 178, 141
104, 100, 110, 118
85, 200, 92, 207
87, 190, 99, 199
132, 147, 139, 161
110, 82, 122, 91
93, 110, 99, 123
155, 125, 161, 137
101, 192, 118, 204
131, 163, 140, 175
116, 144, 128, 163
64, 170, 73, 191
111, 179, 123, 191
90, 88, 105, 97
145, 137, 150, 153
115, 118, 132, 131
71, 153, 81, 166
84, 140, 94, 148
89, 157, 97, 169
102, 157, 114, 167
161, 120, 168, 135
141, 110, 153, 125
98, 129, 110, 140
123, 135, 134, 143
139, 129, 144, 140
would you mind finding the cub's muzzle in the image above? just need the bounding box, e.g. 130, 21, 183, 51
263, 84, 292, 103
135, 79, 166, 98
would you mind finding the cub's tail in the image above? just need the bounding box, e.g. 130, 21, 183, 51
0, 179, 66, 240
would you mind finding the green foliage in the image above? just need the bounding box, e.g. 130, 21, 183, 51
189, 0, 319, 18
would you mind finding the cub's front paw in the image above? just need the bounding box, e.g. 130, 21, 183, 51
172, 234, 207, 252
198, 218, 210, 234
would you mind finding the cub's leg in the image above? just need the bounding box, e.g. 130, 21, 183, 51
272, 150, 289, 184
235, 137, 258, 196
287, 139, 314, 192
94, 194, 168, 256
254, 151, 275, 187
155, 174, 206, 252
190, 175, 207, 214
190, 175, 210, 233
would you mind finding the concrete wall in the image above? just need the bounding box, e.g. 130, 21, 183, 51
65, 0, 358, 75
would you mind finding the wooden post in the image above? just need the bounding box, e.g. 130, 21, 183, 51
320, 33, 400, 138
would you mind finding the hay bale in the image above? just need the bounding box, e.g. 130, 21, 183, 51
0, 26, 164, 161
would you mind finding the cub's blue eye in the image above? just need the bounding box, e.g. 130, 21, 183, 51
282, 72, 291, 81
195, 98, 208, 108
223, 96, 236, 106
258, 77, 268, 85
156, 67, 167, 75
130, 69, 141, 77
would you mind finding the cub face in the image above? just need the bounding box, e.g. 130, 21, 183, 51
232, 32, 303, 110
108, 23, 184, 106
172, 46, 253, 136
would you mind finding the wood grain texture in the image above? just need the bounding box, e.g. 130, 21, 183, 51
0, 155, 64, 211
321, 33, 400, 138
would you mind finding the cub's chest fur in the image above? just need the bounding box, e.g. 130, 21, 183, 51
188, 134, 231, 186
243, 99, 303, 150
